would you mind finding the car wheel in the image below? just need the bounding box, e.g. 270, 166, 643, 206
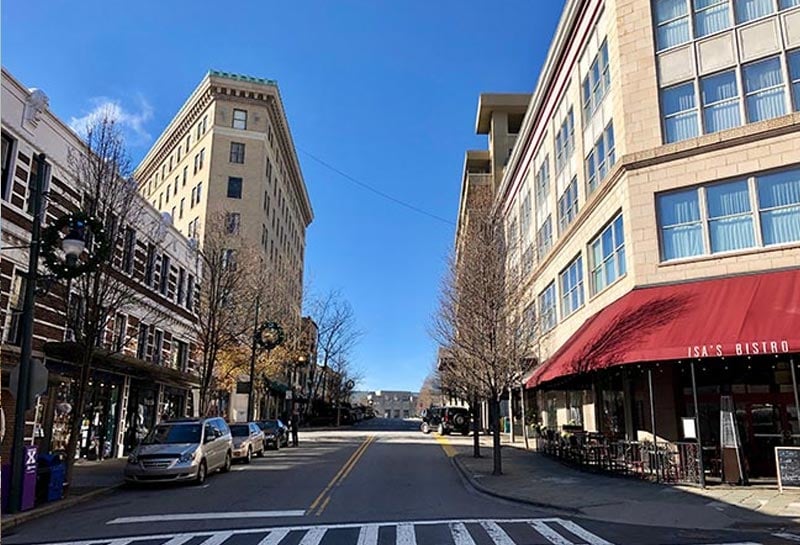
244, 447, 252, 464
195, 460, 207, 485
437, 423, 445, 435
221, 452, 232, 473
257, 444, 265, 457
421, 422, 430, 434
461, 430, 469, 436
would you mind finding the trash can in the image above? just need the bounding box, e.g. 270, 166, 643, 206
21, 445, 38, 511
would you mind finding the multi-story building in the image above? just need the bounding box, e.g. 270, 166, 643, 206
351, 390, 420, 419
134, 70, 313, 318
1, 68, 201, 463
456, 0, 800, 483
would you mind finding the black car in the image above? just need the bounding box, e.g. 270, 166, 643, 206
256, 419, 289, 449
420, 406, 470, 435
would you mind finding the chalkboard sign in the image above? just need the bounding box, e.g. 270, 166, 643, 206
775, 447, 800, 492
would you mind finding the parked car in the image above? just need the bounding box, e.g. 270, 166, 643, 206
256, 419, 289, 449
230, 422, 265, 463
421, 406, 470, 435
124, 417, 232, 485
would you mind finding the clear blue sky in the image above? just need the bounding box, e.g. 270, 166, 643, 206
2, 1, 562, 392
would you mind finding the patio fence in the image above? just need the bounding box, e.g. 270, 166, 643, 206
535, 431, 702, 486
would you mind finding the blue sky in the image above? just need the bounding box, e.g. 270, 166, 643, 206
2, 1, 562, 392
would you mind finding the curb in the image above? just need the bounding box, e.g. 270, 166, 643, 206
3, 483, 123, 531
451, 452, 798, 533
451, 454, 578, 515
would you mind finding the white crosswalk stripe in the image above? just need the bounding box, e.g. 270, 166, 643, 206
395, 523, 416, 545
479, 521, 515, 545
449, 522, 476, 545
529, 521, 575, 545
355, 524, 379, 545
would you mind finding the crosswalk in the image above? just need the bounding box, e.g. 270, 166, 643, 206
28, 518, 616, 545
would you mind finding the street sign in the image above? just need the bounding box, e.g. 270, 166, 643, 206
286, 390, 293, 400
9, 359, 49, 410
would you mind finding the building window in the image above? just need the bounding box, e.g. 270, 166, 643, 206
183, 166, 188, 186
701, 70, 741, 133
658, 188, 705, 260
227, 177, 243, 199
560, 255, 585, 318
558, 177, 579, 233
708, 180, 756, 252
734, 0, 774, 23
787, 50, 800, 111
538, 282, 557, 334
199, 148, 205, 170
555, 109, 575, 172
757, 168, 800, 245
537, 215, 553, 258
589, 214, 626, 295
196, 182, 203, 204
782, 0, 800, 8
179, 198, 185, 219
226, 212, 241, 234
153, 330, 163, 364
2, 131, 15, 201
662, 82, 699, 143
222, 249, 237, 269
230, 142, 245, 164
694, 0, 731, 38
144, 243, 156, 287
136, 323, 148, 360
177, 268, 186, 306
586, 123, 616, 195
655, 0, 691, 50
233, 109, 248, 130
743, 56, 786, 122
114, 314, 127, 352
582, 40, 610, 121
122, 227, 136, 275
535, 156, 550, 203
193, 154, 199, 175
173, 340, 189, 371
186, 274, 195, 311
520, 190, 532, 243
568, 391, 584, 426
191, 187, 196, 207
159, 255, 171, 295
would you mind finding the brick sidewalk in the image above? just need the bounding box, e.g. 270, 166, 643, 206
447, 434, 800, 532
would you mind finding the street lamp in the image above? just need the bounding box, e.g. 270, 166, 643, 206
8, 154, 106, 514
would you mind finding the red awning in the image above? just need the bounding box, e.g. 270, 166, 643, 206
527, 268, 800, 388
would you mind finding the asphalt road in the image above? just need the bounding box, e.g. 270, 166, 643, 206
3, 418, 797, 545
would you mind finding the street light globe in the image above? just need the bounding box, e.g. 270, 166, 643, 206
61, 232, 86, 259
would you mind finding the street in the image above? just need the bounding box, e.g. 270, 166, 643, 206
3, 419, 798, 545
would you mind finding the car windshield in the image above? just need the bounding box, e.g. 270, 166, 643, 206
259, 421, 278, 430
230, 425, 250, 437
142, 424, 201, 445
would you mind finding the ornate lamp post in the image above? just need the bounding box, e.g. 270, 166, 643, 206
247, 319, 284, 421
8, 153, 107, 513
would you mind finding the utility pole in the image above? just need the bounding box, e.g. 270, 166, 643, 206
8, 153, 47, 514
246, 296, 260, 422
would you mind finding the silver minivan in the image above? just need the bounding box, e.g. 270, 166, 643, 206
124, 417, 233, 485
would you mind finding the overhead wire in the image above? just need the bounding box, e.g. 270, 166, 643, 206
298, 148, 455, 227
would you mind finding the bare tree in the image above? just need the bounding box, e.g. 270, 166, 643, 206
60, 114, 166, 490
433, 209, 536, 475
192, 212, 259, 415
307, 290, 362, 415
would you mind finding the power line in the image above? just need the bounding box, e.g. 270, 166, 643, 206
299, 148, 455, 227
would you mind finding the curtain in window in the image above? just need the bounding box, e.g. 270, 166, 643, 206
656, 0, 691, 49
744, 57, 787, 122
707, 181, 755, 252
659, 190, 704, 259
780, 0, 800, 9
735, 0, 774, 22
758, 169, 800, 245
663, 83, 699, 142
702, 71, 741, 132
694, 0, 731, 36
789, 51, 800, 111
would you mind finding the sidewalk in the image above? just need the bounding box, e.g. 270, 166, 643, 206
450, 435, 800, 532
3, 457, 126, 530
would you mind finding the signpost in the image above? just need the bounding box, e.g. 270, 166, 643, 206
776, 446, 800, 493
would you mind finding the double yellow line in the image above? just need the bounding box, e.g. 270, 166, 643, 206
308, 435, 375, 516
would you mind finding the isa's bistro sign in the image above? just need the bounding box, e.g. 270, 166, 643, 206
687, 339, 792, 358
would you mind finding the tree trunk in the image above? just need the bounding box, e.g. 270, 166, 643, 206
471, 394, 481, 458
491, 397, 502, 475
64, 348, 93, 494
520, 384, 530, 450
508, 385, 515, 444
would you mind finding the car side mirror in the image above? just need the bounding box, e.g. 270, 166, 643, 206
204, 432, 215, 443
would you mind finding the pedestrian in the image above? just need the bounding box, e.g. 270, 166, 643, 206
291, 412, 299, 447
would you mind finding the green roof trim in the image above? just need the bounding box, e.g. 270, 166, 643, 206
208, 70, 277, 86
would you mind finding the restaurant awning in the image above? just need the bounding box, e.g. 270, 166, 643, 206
527, 268, 800, 389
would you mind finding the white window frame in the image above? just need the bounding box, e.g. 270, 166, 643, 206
233, 109, 248, 130
555, 109, 575, 172
589, 213, 626, 295
582, 40, 611, 120
538, 282, 558, 334
559, 255, 585, 319
743, 55, 787, 123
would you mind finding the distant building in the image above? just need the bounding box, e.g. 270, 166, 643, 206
352, 390, 419, 419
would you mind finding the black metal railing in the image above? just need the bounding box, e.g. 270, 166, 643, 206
535, 431, 702, 486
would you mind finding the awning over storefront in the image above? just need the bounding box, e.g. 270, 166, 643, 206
527, 268, 800, 388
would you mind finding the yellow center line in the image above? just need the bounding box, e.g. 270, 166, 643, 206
314, 496, 331, 517
435, 434, 457, 458
307, 435, 373, 514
